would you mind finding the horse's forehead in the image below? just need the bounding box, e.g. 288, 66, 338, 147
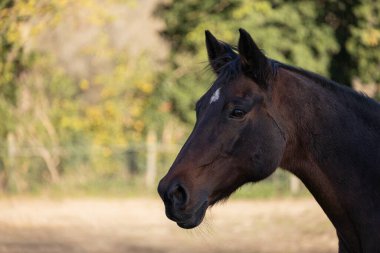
221, 76, 258, 96
205, 75, 258, 105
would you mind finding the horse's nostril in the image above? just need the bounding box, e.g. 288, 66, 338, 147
157, 179, 166, 200
168, 184, 188, 207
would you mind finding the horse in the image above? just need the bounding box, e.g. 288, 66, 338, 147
157, 29, 380, 253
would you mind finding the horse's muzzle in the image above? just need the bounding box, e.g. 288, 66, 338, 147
158, 178, 208, 229
168, 200, 208, 229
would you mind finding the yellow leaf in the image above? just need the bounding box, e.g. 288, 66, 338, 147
79, 79, 90, 91
138, 82, 154, 94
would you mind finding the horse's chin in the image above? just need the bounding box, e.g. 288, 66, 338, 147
175, 201, 208, 229
176, 219, 201, 229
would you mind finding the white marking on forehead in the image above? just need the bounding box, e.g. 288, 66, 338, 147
209, 88, 221, 104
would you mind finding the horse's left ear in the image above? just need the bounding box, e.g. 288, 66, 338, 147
206, 30, 237, 74
238, 28, 272, 86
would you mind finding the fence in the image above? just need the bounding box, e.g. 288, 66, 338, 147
0, 131, 304, 196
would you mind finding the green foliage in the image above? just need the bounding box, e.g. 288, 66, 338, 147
155, 0, 380, 129
348, 1, 380, 84
156, 0, 340, 126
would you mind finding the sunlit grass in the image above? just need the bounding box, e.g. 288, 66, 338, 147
0, 169, 311, 200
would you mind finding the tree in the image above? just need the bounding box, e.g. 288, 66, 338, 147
155, 0, 338, 127
0, 0, 163, 192
348, 1, 380, 90
0, 0, 31, 190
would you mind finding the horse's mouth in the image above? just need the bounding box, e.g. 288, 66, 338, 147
167, 201, 208, 229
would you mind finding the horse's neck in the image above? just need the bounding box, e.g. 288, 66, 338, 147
274, 69, 380, 251
275, 68, 380, 184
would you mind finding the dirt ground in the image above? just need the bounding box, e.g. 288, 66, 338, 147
0, 198, 338, 253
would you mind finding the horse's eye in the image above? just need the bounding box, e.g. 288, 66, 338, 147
230, 108, 246, 118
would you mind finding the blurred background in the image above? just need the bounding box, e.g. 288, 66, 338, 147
0, 0, 379, 252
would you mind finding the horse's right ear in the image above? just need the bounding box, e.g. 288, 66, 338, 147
205, 30, 236, 74
238, 28, 272, 87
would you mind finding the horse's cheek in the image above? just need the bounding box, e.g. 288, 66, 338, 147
247, 120, 285, 181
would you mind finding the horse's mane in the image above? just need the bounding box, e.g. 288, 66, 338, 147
212, 42, 379, 112
276, 62, 380, 114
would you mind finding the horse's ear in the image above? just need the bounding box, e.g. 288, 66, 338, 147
238, 28, 272, 86
205, 30, 236, 74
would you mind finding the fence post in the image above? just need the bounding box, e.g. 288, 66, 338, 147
145, 129, 157, 188
126, 149, 138, 176
6, 133, 16, 191
290, 174, 301, 194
